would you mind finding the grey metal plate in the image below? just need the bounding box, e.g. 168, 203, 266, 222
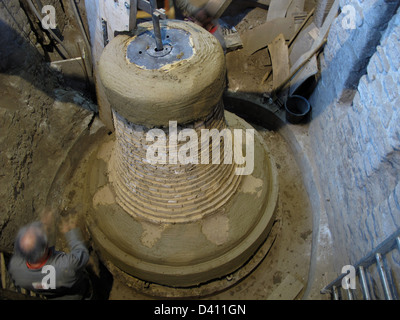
126, 28, 194, 69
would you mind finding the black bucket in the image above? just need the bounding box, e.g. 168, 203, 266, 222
285, 95, 311, 124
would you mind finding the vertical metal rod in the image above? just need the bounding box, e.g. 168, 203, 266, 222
332, 286, 339, 300
375, 253, 393, 300
129, 0, 138, 31
149, 0, 163, 51
346, 288, 354, 300
396, 237, 400, 253
358, 266, 371, 300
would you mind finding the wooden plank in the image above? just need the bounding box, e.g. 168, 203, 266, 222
268, 33, 290, 91
314, 0, 340, 46
289, 22, 317, 66
267, 274, 304, 300
290, 0, 339, 73
242, 17, 294, 55
286, 0, 307, 31
314, 0, 335, 28
260, 68, 272, 84
288, 7, 315, 47
266, 0, 292, 22
289, 54, 318, 95
267, 0, 340, 96
272, 37, 327, 96
287, 0, 305, 18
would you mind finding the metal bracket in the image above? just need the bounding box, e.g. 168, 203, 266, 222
128, 0, 167, 51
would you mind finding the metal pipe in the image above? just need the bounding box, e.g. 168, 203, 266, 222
346, 288, 354, 300
150, 0, 163, 51
129, 0, 138, 31
358, 266, 371, 300
375, 253, 393, 300
332, 286, 339, 300
320, 268, 350, 295
321, 230, 400, 300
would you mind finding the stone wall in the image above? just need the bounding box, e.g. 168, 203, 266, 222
308, 0, 400, 295
0, 0, 80, 71
0, 0, 43, 71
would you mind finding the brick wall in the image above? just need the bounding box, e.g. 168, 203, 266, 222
308, 0, 400, 286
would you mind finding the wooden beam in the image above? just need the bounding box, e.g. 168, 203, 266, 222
266, 0, 292, 22
273, 0, 339, 95
242, 17, 294, 55
268, 33, 290, 91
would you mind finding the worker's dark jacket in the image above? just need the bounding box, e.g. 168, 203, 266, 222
8, 228, 90, 299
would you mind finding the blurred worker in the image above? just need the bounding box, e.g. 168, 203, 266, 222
173, 0, 226, 50
173, 0, 214, 31
8, 209, 91, 300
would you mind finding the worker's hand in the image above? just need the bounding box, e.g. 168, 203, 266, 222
40, 207, 55, 233
60, 214, 78, 234
193, 8, 214, 30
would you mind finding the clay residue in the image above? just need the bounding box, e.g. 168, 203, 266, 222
93, 185, 116, 207
201, 212, 229, 246
140, 221, 167, 248
240, 175, 264, 198
97, 139, 114, 162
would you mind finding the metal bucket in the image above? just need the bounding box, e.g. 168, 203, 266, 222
285, 95, 311, 124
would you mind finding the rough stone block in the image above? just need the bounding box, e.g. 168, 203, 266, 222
352, 91, 364, 114
366, 57, 378, 81
304, 0, 400, 275
369, 77, 384, 105
384, 36, 400, 71
394, 183, 400, 211
370, 53, 384, 73
376, 45, 391, 73
357, 75, 372, 103
383, 74, 398, 103
362, 149, 375, 178
364, 0, 396, 29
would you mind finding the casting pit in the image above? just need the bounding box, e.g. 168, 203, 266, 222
84, 20, 279, 293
